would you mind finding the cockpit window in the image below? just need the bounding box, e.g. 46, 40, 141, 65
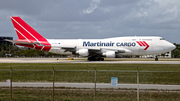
160, 38, 164, 40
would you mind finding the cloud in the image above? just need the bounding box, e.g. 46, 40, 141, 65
82, 0, 101, 14
0, 0, 180, 43
133, 0, 179, 21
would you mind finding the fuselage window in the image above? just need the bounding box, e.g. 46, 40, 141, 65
132, 39, 136, 41
142, 39, 152, 41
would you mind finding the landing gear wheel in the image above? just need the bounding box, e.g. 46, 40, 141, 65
155, 56, 158, 61
96, 57, 101, 61
101, 58, 104, 61
88, 57, 96, 61
155, 58, 158, 61
87, 57, 104, 61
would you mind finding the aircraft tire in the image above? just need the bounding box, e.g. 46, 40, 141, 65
96, 58, 101, 61
101, 58, 104, 61
88, 57, 96, 61
88, 57, 90, 61
88, 57, 104, 61
155, 58, 158, 61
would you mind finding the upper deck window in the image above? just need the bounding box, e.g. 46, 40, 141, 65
160, 38, 164, 40
132, 39, 136, 41
142, 39, 152, 41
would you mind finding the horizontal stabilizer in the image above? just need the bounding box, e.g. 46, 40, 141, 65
5, 39, 45, 46
5, 39, 34, 45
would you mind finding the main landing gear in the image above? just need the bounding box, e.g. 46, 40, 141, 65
88, 56, 104, 61
155, 56, 158, 61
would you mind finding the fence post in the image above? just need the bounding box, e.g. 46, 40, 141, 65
52, 67, 55, 101
137, 67, 139, 101
94, 68, 96, 101
10, 67, 12, 101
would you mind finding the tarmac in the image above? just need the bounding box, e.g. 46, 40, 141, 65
0, 58, 180, 64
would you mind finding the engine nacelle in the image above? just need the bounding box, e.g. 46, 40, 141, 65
76, 49, 89, 56
102, 51, 116, 58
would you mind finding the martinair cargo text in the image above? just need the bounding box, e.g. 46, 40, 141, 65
6, 17, 176, 61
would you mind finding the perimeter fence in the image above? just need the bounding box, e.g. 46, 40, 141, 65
0, 68, 180, 101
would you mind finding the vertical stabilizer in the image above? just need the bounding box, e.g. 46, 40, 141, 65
11, 16, 51, 51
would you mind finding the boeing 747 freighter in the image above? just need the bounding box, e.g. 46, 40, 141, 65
6, 17, 176, 61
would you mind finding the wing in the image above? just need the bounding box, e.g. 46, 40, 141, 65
59, 46, 131, 56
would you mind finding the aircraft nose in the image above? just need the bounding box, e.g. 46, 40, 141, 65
172, 44, 176, 50
164, 42, 176, 51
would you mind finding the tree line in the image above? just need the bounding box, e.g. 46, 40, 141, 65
173, 43, 180, 58
0, 43, 62, 57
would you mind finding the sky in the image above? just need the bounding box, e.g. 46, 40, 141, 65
0, 0, 180, 43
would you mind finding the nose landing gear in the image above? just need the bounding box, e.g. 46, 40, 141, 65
155, 56, 158, 61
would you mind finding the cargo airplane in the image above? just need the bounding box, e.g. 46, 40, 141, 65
6, 17, 176, 61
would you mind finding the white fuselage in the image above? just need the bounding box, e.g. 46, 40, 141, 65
48, 36, 175, 56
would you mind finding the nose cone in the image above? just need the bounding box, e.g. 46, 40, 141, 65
164, 42, 176, 51
172, 44, 176, 50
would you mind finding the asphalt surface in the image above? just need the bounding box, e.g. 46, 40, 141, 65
0, 82, 180, 90
0, 58, 180, 64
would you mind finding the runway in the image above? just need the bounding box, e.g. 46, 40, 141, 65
0, 58, 180, 64
0, 82, 180, 90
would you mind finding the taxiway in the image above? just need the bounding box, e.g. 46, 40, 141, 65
0, 58, 180, 64
0, 82, 180, 90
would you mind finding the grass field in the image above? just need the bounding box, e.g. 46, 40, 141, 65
0, 63, 180, 84
1, 87, 180, 101
0, 63, 180, 71
0, 87, 180, 101
1, 63, 180, 100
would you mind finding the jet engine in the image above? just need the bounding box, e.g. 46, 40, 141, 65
102, 51, 116, 58
76, 49, 89, 56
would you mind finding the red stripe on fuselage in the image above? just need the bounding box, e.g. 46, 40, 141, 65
139, 41, 146, 46
136, 41, 142, 46
142, 41, 149, 50
136, 41, 150, 50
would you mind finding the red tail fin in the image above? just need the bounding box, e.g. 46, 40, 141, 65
11, 17, 46, 41
11, 16, 51, 51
